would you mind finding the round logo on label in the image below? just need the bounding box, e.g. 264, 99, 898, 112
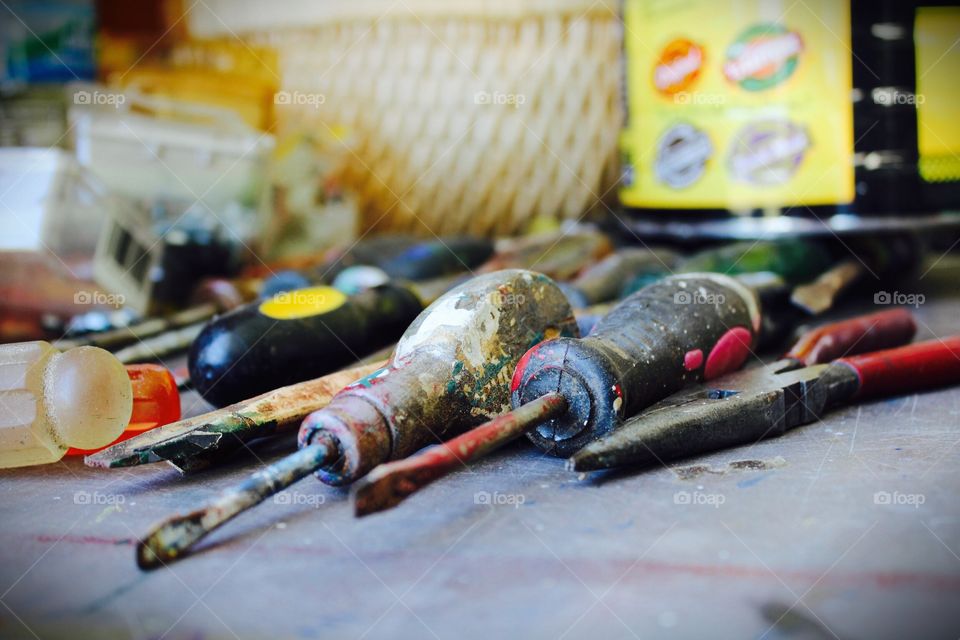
728, 119, 810, 186
654, 123, 713, 189
724, 23, 803, 91
653, 39, 705, 95
258, 286, 348, 320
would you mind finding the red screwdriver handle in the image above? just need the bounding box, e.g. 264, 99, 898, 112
786, 308, 917, 366
836, 336, 960, 400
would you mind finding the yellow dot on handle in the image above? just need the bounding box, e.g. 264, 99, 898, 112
258, 286, 348, 320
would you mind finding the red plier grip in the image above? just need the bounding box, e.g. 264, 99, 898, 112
836, 335, 960, 400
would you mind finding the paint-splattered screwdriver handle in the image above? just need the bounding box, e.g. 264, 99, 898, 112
834, 335, 960, 400
298, 270, 579, 485
785, 308, 917, 366
512, 273, 762, 456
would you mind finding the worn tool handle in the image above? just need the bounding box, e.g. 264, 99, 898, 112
512, 273, 761, 456
835, 336, 960, 400
786, 308, 917, 366
560, 248, 678, 308
298, 270, 579, 485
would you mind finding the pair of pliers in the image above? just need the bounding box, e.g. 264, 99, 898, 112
570, 308, 960, 471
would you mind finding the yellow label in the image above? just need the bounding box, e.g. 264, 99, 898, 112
620, 0, 854, 209
258, 286, 347, 320
916, 6, 960, 184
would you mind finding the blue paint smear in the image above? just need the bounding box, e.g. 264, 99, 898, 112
737, 472, 771, 488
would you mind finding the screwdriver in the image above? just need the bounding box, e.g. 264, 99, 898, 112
88, 306, 623, 473
261, 236, 495, 295
67, 364, 181, 456
619, 239, 834, 298
571, 330, 960, 472
353, 273, 762, 514
189, 273, 462, 407
352, 308, 918, 515
137, 269, 577, 568
558, 247, 680, 308
85, 359, 386, 472
1, 342, 130, 468
479, 227, 613, 280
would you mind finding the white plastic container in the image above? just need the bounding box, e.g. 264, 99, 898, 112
68, 84, 274, 209
0, 147, 112, 256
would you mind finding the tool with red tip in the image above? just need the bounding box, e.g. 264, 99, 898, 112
136, 270, 577, 569
353, 307, 918, 516
353, 273, 762, 514
570, 318, 960, 473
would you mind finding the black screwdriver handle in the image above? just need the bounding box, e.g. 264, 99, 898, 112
189, 283, 424, 407
511, 273, 761, 456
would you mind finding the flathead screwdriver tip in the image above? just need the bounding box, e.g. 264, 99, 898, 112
353, 463, 424, 517
137, 510, 208, 570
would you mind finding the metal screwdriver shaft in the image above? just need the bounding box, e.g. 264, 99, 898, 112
137, 436, 337, 569
354, 393, 567, 516
354, 308, 919, 516
134, 270, 578, 569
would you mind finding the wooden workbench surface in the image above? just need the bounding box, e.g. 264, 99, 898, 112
2, 259, 959, 640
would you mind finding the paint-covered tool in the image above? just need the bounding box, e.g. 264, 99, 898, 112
481, 228, 613, 281
620, 240, 834, 297
514, 273, 762, 457
373, 236, 494, 281
85, 360, 386, 471
571, 330, 960, 472
137, 270, 577, 568
353, 308, 919, 515
353, 273, 762, 514
558, 247, 680, 308
261, 236, 494, 293
189, 282, 433, 407
53, 303, 220, 352
791, 259, 864, 315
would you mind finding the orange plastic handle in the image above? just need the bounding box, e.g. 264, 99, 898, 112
66, 364, 181, 455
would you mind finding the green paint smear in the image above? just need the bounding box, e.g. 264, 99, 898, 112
352, 367, 389, 389
445, 361, 465, 394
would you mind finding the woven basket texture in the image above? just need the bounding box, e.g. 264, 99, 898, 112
193, 0, 622, 236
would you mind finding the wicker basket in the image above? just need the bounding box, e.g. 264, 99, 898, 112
189, 0, 621, 237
